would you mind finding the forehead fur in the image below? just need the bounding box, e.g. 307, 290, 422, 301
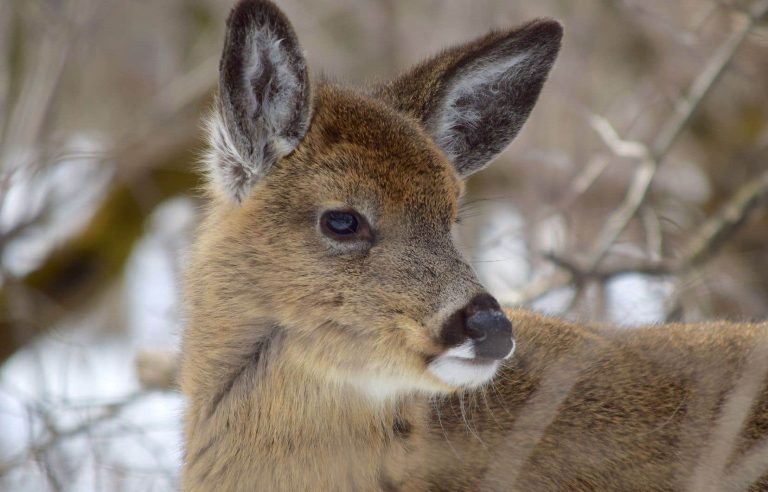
264, 84, 462, 221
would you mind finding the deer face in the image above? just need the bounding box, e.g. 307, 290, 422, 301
198, 0, 561, 399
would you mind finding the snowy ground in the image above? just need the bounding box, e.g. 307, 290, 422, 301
1, 194, 193, 490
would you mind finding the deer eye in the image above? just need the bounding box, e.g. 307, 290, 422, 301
320, 209, 372, 242
324, 211, 358, 234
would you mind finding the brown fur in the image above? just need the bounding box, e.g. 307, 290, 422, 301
180, 2, 768, 490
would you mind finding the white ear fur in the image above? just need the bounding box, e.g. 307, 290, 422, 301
429, 25, 560, 177
207, 0, 311, 202
432, 51, 533, 166
204, 110, 254, 202
240, 29, 305, 157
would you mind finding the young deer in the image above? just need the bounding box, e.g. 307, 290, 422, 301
180, 1, 768, 490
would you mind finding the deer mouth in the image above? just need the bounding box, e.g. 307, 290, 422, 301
426, 339, 515, 388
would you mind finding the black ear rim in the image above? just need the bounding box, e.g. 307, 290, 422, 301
221, 0, 306, 87
431, 19, 563, 176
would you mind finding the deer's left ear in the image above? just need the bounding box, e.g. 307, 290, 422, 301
377, 20, 562, 178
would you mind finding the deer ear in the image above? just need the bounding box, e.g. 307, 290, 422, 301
207, 0, 311, 202
377, 20, 562, 178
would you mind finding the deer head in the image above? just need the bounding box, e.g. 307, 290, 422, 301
190, 0, 562, 401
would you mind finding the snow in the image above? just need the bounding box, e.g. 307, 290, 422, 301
1, 134, 113, 276
0, 197, 194, 491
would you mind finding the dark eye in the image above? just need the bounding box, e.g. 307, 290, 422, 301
320, 209, 372, 242
324, 211, 358, 234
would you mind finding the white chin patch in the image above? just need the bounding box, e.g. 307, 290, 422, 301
428, 341, 503, 388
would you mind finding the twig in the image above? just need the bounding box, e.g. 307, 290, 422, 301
682, 169, 768, 269
515, 0, 768, 305
543, 252, 673, 282
588, 114, 649, 160
590, 0, 765, 266
0, 391, 155, 476
541, 167, 768, 283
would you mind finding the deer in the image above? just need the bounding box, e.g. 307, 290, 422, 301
179, 1, 768, 490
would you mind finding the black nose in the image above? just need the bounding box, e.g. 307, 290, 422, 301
441, 293, 514, 360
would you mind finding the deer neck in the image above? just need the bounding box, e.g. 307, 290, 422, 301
183, 320, 424, 490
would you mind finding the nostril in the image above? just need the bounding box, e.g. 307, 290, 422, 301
463, 293, 502, 341
466, 310, 497, 341
467, 328, 487, 342
466, 308, 514, 360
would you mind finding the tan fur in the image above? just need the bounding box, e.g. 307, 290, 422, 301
180, 3, 768, 490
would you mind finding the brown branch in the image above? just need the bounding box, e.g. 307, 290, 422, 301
588, 0, 766, 268
682, 169, 768, 269
542, 167, 768, 284
0, 47, 215, 364
544, 252, 674, 282
0, 390, 155, 476
515, 1, 768, 305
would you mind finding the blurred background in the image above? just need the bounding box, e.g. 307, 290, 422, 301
1, 0, 767, 489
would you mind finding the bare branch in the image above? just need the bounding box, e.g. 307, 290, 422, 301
539, 167, 768, 286
588, 114, 649, 160
682, 169, 768, 269
515, 0, 768, 305
0, 391, 157, 476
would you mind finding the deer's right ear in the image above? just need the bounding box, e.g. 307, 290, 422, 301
207, 0, 311, 202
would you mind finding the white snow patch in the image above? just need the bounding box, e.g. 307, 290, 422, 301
606, 273, 674, 326
0, 197, 195, 491
1, 134, 112, 276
